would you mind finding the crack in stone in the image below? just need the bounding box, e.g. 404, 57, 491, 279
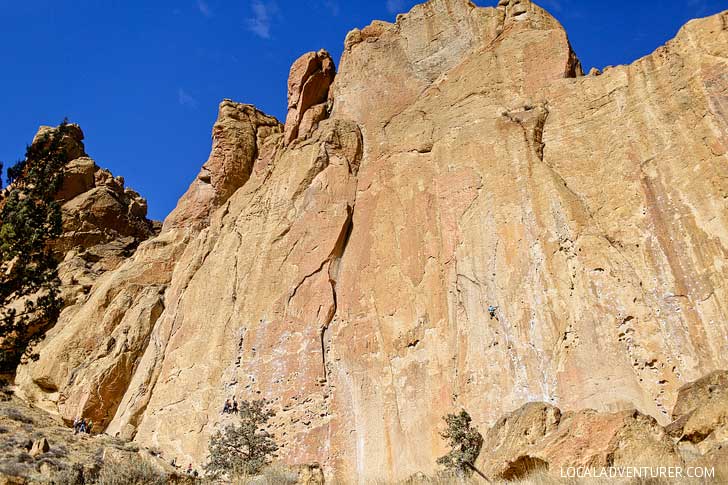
321, 204, 354, 383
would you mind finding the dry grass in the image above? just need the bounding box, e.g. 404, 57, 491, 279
0, 395, 184, 485
1, 406, 34, 424
1, 392, 725, 485
222, 463, 299, 484
96, 457, 168, 485
41, 465, 86, 485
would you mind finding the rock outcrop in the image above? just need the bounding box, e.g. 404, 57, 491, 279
164, 100, 282, 230
283, 50, 336, 145
15, 101, 283, 435
2, 123, 158, 311
667, 370, 728, 464
478, 403, 681, 480
0, 393, 181, 483
477, 370, 728, 481
12, 0, 728, 483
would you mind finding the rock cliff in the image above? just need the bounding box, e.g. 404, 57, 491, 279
37, 125, 160, 308
11, 0, 728, 482
0, 123, 158, 369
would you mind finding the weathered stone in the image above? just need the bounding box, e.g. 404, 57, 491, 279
476, 403, 682, 480
32, 123, 86, 161
672, 370, 728, 420
283, 50, 335, 144
295, 463, 325, 485
298, 103, 329, 140
12, 1, 728, 483
164, 99, 282, 230
668, 370, 728, 456
588, 67, 602, 76
56, 157, 96, 202
29, 437, 50, 457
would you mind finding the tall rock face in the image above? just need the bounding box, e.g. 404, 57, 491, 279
15, 103, 283, 431
14, 0, 728, 482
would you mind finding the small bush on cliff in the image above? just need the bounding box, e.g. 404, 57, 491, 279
436, 409, 483, 477
0, 121, 70, 372
205, 398, 279, 477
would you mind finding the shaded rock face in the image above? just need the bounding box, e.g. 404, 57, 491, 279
13, 0, 728, 483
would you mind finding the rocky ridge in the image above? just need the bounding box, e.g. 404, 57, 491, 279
38, 125, 159, 307
0, 124, 158, 369
8, 0, 728, 483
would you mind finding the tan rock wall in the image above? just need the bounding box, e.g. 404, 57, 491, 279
13, 1, 728, 483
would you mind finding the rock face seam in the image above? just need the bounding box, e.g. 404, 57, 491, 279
322, 204, 355, 382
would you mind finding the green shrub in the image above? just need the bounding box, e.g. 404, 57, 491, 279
0, 120, 72, 372
205, 399, 279, 477
436, 409, 483, 477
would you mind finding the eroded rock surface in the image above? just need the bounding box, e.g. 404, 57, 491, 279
477, 371, 728, 481
284, 50, 336, 145
478, 403, 681, 480
9, 124, 159, 309
15, 104, 282, 432
12, 0, 728, 483
164, 100, 282, 230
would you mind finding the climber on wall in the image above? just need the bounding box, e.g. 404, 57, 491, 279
488, 305, 498, 320
222, 399, 231, 414
232, 398, 238, 414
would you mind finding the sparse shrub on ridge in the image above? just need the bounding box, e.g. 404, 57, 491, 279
2, 407, 34, 424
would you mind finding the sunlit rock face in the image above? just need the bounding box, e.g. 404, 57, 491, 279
14, 0, 728, 482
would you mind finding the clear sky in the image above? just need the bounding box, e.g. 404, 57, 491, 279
1, 0, 725, 221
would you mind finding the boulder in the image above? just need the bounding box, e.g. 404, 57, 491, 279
672, 370, 728, 420
29, 437, 49, 457
669, 370, 728, 456
478, 404, 682, 480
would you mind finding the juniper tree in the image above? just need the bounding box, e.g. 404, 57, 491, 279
0, 120, 71, 372
437, 409, 484, 477
205, 399, 279, 476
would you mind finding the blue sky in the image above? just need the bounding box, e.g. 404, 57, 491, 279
1, 0, 725, 220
